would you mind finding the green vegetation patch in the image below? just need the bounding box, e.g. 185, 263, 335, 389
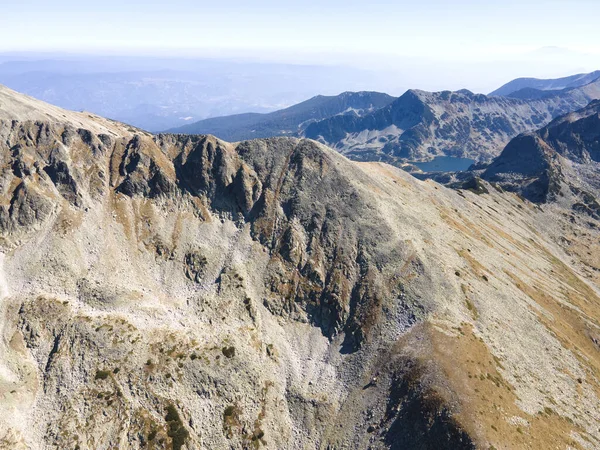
95, 370, 110, 380
165, 404, 189, 450
222, 346, 236, 358
465, 298, 479, 319
223, 405, 241, 438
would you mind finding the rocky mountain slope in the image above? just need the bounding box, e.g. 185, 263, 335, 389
1, 85, 600, 449
303, 78, 600, 164
481, 99, 600, 210
489, 70, 600, 97
167, 91, 395, 141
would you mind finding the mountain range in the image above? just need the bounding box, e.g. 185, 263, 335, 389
168, 91, 395, 141
418, 97, 600, 210
304, 77, 600, 163
169, 71, 600, 166
1, 82, 600, 450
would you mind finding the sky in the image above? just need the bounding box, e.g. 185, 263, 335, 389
1, 0, 600, 93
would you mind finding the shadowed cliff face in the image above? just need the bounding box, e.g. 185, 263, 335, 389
0, 120, 400, 350
539, 99, 600, 163
1, 85, 600, 450
114, 133, 407, 350
481, 134, 563, 203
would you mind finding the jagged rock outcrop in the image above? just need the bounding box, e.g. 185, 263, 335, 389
481, 134, 563, 203
1, 85, 600, 450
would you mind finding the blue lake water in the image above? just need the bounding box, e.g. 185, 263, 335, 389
413, 156, 476, 173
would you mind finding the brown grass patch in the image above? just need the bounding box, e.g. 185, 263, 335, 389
457, 249, 488, 279
427, 323, 584, 449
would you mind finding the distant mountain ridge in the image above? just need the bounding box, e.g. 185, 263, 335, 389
0, 56, 386, 131
167, 71, 600, 166
304, 78, 600, 163
167, 91, 395, 140
489, 70, 600, 97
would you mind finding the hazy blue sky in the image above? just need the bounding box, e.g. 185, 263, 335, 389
2, 0, 599, 55
1, 0, 600, 92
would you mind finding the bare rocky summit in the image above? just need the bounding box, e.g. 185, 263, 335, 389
0, 85, 600, 449
482, 99, 600, 212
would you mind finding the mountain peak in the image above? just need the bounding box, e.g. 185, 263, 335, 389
482, 99, 600, 209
